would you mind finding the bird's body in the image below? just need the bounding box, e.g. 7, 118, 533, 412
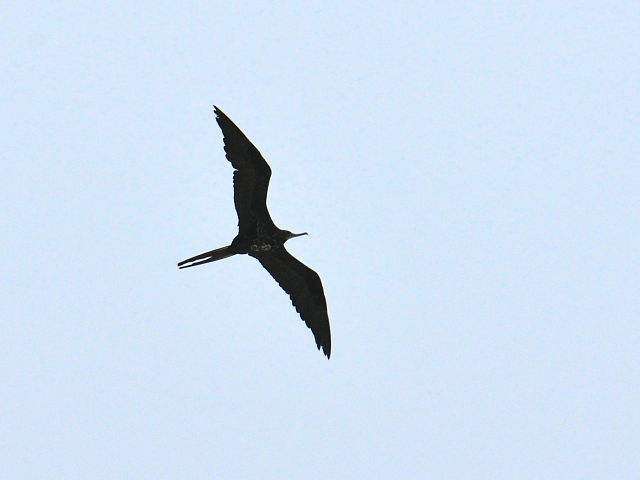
178, 107, 331, 358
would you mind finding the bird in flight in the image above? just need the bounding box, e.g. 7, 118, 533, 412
178, 107, 331, 358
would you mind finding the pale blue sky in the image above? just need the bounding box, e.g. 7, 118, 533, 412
2, 2, 639, 478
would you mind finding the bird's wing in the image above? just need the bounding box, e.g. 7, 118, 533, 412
256, 248, 331, 358
214, 106, 275, 231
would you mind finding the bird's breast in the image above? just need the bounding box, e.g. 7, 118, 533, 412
250, 243, 273, 252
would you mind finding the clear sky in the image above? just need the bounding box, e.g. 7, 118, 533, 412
2, 2, 639, 478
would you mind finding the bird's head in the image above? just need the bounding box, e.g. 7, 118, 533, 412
284, 230, 308, 242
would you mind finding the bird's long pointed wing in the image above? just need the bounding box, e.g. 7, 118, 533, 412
214, 106, 275, 232
255, 248, 331, 358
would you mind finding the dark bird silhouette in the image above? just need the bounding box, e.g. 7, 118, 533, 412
178, 107, 331, 358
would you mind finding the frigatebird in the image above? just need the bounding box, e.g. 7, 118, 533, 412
178, 107, 331, 358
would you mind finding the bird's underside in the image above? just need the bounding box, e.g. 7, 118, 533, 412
178, 107, 331, 358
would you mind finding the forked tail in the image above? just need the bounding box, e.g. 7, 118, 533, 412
178, 245, 235, 269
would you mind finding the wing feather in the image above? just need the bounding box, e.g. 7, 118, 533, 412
214, 106, 275, 231
255, 248, 331, 358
